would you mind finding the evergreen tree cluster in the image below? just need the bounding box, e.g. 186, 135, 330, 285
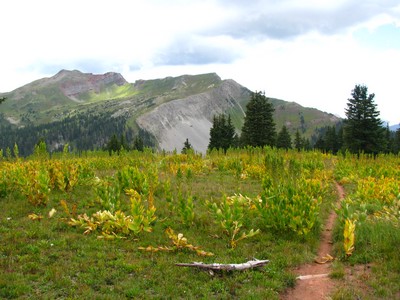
314, 125, 343, 154
208, 114, 237, 152
106, 134, 145, 155
294, 130, 311, 151
206, 85, 398, 156
206, 91, 313, 153
0, 111, 154, 157
315, 85, 400, 155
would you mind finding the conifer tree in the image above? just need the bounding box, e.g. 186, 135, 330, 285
276, 125, 292, 149
240, 91, 276, 147
314, 136, 326, 152
208, 114, 236, 152
343, 85, 385, 154
107, 134, 120, 155
393, 128, 400, 153
337, 126, 344, 152
384, 125, 393, 153
13, 143, 19, 160
0, 97, 5, 105
294, 130, 303, 151
325, 126, 339, 154
302, 137, 311, 150
181, 138, 193, 154
133, 136, 144, 151
120, 134, 128, 151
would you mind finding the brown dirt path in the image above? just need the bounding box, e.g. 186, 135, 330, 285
280, 183, 345, 300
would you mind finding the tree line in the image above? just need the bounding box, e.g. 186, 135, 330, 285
1, 85, 399, 157
206, 86, 400, 155
0, 106, 154, 157
206, 91, 311, 153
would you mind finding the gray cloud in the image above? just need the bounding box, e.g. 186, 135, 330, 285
156, 36, 241, 66
211, 0, 400, 39
152, 0, 400, 67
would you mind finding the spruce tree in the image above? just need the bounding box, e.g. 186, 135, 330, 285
133, 136, 144, 151
120, 134, 128, 151
276, 125, 292, 149
384, 125, 393, 153
302, 137, 311, 150
294, 129, 302, 151
337, 126, 344, 152
181, 138, 193, 154
343, 85, 385, 154
107, 134, 120, 156
241, 91, 276, 147
208, 114, 236, 152
314, 136, 326, 152
393, 128, 400, 153
325, 126, 339, 154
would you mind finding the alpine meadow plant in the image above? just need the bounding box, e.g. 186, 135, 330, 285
18, 164, 51, 207
117, 166, 149, 196
207, 195, 260, 249
138, 227, 214, 257
178, 193, 195, 226
95, 177, 121, 212
255, 176, 323, 235
68, 189, 156, 239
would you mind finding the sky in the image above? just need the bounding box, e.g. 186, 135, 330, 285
1, 0, 400, 125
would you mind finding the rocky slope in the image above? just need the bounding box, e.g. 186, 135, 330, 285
137, 79, 249, 152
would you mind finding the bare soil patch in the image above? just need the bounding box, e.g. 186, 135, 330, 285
280, 183, 344, 300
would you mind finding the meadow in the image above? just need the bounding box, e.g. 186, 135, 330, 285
0, 148, 399, 299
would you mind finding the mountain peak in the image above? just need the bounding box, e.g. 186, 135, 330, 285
54, 69, 82, 77
51, 69, 126, 84
46, 70, 128, 101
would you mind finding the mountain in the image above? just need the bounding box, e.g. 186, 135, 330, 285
0, 70, 341, 155
389, 124, 400, 131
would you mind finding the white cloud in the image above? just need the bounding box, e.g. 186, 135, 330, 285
1, 0, 400, 124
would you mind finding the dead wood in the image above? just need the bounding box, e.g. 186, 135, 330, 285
175, 259, 269, 271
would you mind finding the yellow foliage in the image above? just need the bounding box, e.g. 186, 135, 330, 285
344, 218, 356, 257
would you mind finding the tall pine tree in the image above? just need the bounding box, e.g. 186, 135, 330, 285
240, 91, 276, 147
343, 85, 385, 154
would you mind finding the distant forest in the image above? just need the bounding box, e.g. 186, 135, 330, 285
0, 112, 154, 156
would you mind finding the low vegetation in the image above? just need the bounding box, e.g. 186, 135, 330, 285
1, 147, 399, 299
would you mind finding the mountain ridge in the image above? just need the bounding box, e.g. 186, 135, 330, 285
0, 70, 341, 154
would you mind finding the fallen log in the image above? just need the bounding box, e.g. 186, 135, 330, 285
175, 259, 269, 271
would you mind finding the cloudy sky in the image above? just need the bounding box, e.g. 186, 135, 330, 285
1, 0, 400, 124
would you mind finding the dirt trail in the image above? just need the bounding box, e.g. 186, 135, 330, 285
281, 183, 345, 300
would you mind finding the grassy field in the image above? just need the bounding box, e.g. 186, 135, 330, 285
0, 148, 399, 299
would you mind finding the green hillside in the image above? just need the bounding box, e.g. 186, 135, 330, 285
0, 70, 340, 155
270, 99, 340, 140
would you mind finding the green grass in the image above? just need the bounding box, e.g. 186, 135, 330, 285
331, 153, 400, 299
79, 83, 138, 102
1, 149, 399, 299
